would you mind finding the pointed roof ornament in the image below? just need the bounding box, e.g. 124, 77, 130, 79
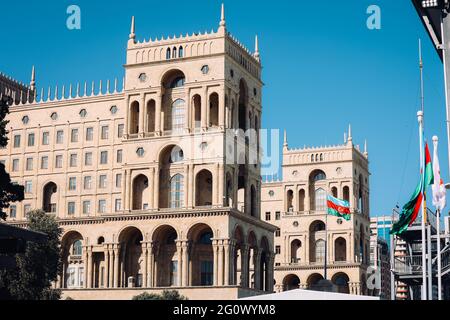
283, 129, 288, 149
347, 124, 352, 142
30, 66, 36, 91
254, 35, 260, 60
129, 16, 136, 40
364, 139, 368, 157
218, 3, 226, 34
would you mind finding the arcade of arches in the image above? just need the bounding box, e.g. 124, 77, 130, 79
59, 224, 275, 292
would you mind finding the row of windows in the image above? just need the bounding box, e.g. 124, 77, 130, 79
264, 211, 281, 221
166, 46, 184, 60
9, 149, 123, 172
9, 198, 122, 218
19, 174, 123, 195
11, 124, 124, 148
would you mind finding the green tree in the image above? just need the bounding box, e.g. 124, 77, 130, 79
0, 210, 62, 300
132, 290, 188, 301
0, 96, 24, 220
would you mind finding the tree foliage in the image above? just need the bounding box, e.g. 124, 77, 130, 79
0, 210, 62, 300
0, 96, 24, 220
132, 290, 188, 301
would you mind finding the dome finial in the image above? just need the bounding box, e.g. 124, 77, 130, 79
30, 65, 36, 91
254, 35, 260, 60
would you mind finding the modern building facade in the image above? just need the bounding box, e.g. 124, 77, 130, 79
260, 129, 371, 295
369, 216, 392, 299
1, 5, 276, 300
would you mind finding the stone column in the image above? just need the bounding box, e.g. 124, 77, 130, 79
213, 240, 219, 286
125, 95, 130, 136
224, 240, 230, 286
147, 241, 154, 287
108, 246, 114, 288
218, 240, 224, 286
155, 92, 162, 135
113, 244, 120, 288
153, 167, 160, 209
83, 247, 88, 288
184, 166, 189, 208
104, 244, 110, 288
253, 249, 262, 290
181, 241, 189, 287
305, 187, 310, 212
149, 168, 155, 209
185, 88, 191, 132
228, 241, 236, 285
241, 244, 250, 288
218, 164, 224, 207
87, 247, 93, 288
142, 242, 148, 288
266, 253, 275, 292
176, 240, 183, 287
219, 89, 225, 129
139, 94, 145, 136
201, 86, 208, 130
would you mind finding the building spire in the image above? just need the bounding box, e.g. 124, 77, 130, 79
348, 124, 352, 141
129, 16, 136, 40
283, 129, 288, 149
30, 65, 36, 91
254, 35, 260, 61
364, 139, 368, 157
218, 3, 226, 34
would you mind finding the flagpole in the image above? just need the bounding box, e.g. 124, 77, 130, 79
437, 208, 442, 300
324, 206, 328, 280
418, 110, 427, 301
427, 223, 432, 299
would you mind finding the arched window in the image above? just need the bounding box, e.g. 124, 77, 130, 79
170, 77, 185, 88
178, 46, 184, 58
314, 188, 327, 211
315, 240, 325, 263
335, 237, 347, 262
171, 99, 185, 132
172, 47, 177, 59
166, 48, 171, 60
169, 174, 184, 209
311, 154, 314, 162
343, 186, 350, 202
313, 172, 326, 182
72, 240, 83, 256
291, 240, 302, 263
331, 187, 338, 198
199, 231, 213, 245
286, 190, 294, 212
298, 189, 305, 212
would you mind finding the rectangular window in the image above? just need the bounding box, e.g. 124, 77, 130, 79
200, 261, 213, 286
71, 129, 79, 143
41, 156, 48, 169
83, 176, 92, 190
69, 177, 77, 191
56, 130, 64, 144
24, 204, 31, 215
55, 155, 63, 168
99, 175, 107, 189
98, 200, 106, 213
275, 229, 281, 237
117, 124, 124, 138
115, 173, 122, 188
26, 157, 33, 171
70, 154, 77, 167
265, 212, 271, 221
116, 149, 123, 163
85, 127, 94, 141
115, 199, 122, 212
42, 131, 50, 145
101, 125, 109, 139
82, 200, 91, 215
275, 246, 281, 254
100, 267, 105, 288
25, 181, 32, 193
84, 152, 93, 166
10, 205, 16, 218
100, 151, 108, 164
12, 159, 19, 172
79, 267, 84, 287
13, 135, 21, 148
170, 261, 178, 286
27, 133, 35, 147
67, 202, 76, 215
275, 211, 281, 221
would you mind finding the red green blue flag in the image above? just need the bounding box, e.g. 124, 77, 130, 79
327, 195, 351, 221
391, 142, 434, 235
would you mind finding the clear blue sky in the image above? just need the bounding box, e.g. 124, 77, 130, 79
0, 0, 448, 217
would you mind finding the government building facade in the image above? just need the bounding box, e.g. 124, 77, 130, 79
1, 5, 276, 300
261, 129, 371, 295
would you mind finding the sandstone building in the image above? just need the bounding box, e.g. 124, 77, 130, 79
1, 5, 276, 300
261, 129, 371, 295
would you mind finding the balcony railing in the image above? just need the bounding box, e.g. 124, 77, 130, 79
394, 255, 423, 275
